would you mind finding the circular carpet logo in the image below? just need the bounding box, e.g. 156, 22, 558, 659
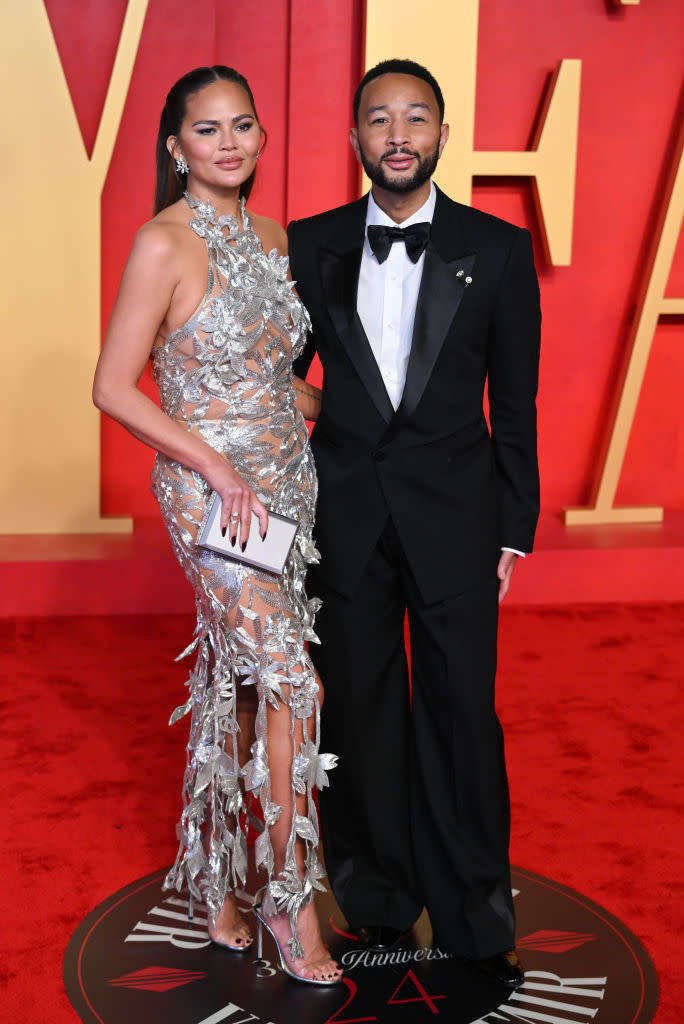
64, 865, 658, 1024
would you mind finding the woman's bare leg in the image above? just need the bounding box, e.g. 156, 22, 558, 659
204, 667, 257, 949
264, 673, 342, 981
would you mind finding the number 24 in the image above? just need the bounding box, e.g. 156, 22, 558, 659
326, 970, 445, 1023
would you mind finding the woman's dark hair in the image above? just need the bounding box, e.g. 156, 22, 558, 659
154, 65, 265, 215
353, 58, 445, 125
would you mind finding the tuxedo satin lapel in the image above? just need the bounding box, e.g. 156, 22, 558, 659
396, 247, 477, 422
320, 247, 394, 423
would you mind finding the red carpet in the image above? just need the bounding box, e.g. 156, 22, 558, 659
2, 604, 682, 1022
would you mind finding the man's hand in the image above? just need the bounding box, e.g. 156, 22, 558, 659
497, 551, 518, 603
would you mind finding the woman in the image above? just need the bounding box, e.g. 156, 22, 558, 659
93, 66, 341, 985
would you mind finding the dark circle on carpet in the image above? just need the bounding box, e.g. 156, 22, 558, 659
64, 865, 658, 1024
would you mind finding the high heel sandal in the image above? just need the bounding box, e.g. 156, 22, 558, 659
188, 891, 254, 953
252, 888, 342, 985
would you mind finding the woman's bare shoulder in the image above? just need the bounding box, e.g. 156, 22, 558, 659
249, 210, 288, 257
134, 201, 189, 251
126, 202, 196, 281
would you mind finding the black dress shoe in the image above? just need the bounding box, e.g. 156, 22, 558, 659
354, 925, 409, 951
470, 950, 524, 987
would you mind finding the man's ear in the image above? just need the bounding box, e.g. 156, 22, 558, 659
350, 127, 362, 163
438, 122, 449, 158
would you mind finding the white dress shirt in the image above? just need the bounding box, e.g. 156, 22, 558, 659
357, 183, 525, 559
357, 183, 436, 411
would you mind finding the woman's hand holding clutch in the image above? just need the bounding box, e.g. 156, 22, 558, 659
204, 454, 269, 548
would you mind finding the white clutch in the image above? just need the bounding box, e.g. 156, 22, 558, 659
197, 492, 298, 576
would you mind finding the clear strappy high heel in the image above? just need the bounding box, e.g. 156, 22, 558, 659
252, 887, 342, 985
188, 891, 253, 953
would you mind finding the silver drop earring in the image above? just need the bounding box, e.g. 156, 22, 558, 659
176, 155, 189, 175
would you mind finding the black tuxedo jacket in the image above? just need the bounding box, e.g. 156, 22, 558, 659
288, 186, 541, 604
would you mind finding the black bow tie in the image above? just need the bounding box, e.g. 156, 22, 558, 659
367, 222, 431, 264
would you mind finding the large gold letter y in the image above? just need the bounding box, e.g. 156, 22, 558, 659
0, 0, 149, 533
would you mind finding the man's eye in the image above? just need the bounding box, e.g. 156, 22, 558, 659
371, 117, 387, 125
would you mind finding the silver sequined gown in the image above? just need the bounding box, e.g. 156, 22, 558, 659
150, 193, 333, 956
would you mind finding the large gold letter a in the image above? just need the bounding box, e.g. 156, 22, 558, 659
565, 116, 684, 524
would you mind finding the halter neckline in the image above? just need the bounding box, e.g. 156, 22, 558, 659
183, 191, 250, 233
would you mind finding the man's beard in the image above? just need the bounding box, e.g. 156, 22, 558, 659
358, 142, 440, 193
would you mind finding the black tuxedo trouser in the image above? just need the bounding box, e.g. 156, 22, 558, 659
309, 518, 516, 959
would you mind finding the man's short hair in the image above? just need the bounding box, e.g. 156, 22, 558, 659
353, 59, 445, 125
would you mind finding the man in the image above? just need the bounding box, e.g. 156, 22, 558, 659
288, 59, 540, 988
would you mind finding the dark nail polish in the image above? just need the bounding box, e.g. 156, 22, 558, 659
241, 541, 247, 552
230, 536, 236, 547
221, 526, 226, 537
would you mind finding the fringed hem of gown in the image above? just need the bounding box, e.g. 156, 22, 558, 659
160, 533, 333, 960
